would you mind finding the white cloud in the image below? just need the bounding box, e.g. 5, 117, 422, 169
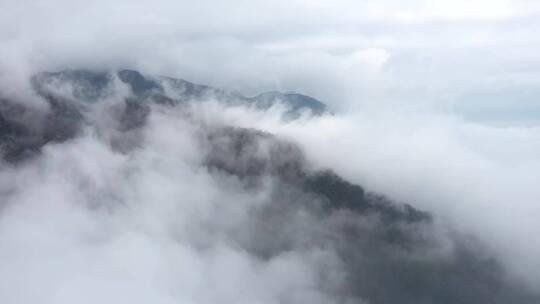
1, 0, 539, 113
210, 105, 540, 286
1, 0, 540, 300
0, 106, 348, 304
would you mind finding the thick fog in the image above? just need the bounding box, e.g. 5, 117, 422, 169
0, 0, 539, 303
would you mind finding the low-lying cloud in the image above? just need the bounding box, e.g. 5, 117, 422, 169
1, 0, 540, 302
0, 76, 539, 302
216, 104, 540, 285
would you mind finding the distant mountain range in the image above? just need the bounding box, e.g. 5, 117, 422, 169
33, 69, 328, 116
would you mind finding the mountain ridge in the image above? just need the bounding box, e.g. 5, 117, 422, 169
32, 69, 329, 116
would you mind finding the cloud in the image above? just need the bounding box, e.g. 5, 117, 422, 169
0, 105, 342, 304
1, 0, 540, 113
1, 0, 540, 302
211, 104, 540, 286
1, 95, 539, 302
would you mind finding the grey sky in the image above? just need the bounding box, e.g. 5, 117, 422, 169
1, 0, 540, 117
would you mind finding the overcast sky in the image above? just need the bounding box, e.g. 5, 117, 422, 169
1, 0, 540, 119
